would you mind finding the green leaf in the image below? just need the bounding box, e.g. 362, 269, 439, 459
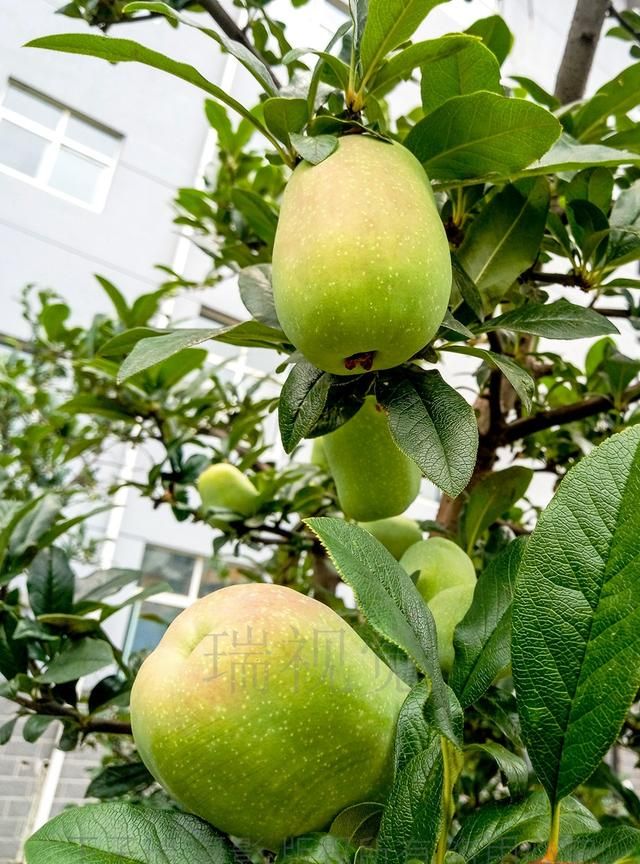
39, 638, 115, 684
276, 833, 353, 864
24, 802, 239, 864
359, 0, 447, 86
278, 361, 332, 454
95, 275, 130, 325
204, 99, 234, 151
263, 96, 309, 144
0, 614, 28, 680
290, 133, 338, 165
0, 717, 17, 745
280, 48, 350, 92
305, 518, 457, 744
26, 34, 283, 154
512, 425, 640, 804
420, 41, 501, 114
238, 264, 280, 328
28, 547, 75, 617
9, 494, 61, 559
393, 680, 436, 774
465, 15, 513, 65
123, 1, 279, 97
231, 188, 278, 245
440, 310, 474, 340
481, 298, 618, 340
405, 93, 560, 181
461, 467, 533, 553
451, 792, 599, 864
542, 826, 640, 864
466, 742, 528, 798
23, 715, 56, 744
37, 614, 101, 636
523, 134, 640, 176
457, 179, 550, 308
330, 802, 383, 847
86, 762, 154, 799
510, 76, 559, 110
98, 327, 162, 358
564, 167, 614, 212
451, 255, 484, 322
608, 179, 640, 266
370, 35, 478, 96
376, 370, 479, 499
58, 395, 135, 422
573, 61, 640, 141
75, 568, 141, 603
443, 345, 535, 413
451, 538, 526, 708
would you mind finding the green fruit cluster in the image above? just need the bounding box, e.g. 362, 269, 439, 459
272, 136, 451, 376
131, 583, 408, 849
321, 396, 421, 521
400, 538, 476, 672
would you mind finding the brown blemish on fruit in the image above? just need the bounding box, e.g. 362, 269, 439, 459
344, 351, 375, 371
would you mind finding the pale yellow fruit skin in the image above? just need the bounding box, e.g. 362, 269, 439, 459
400, 538, 476, 672
359, 516, 422, 560
197, 463, 259, 517
323, 397, 421, 521
130, 584, 409, 850
272, 136, 452, 375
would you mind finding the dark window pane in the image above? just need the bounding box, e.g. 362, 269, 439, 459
129, 601, 182, 655
140, 544, 195, 595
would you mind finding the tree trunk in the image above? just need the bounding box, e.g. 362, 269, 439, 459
554, 0, 610, 104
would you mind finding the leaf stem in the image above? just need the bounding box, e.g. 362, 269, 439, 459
435, 738, 454, 864
541, 800, 562, 863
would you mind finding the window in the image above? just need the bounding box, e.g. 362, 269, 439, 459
125, 544, 226, 656
0, 79, 122, 210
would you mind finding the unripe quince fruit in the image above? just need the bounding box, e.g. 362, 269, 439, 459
400, 538, 476, 671
130, 583, 409, 849
323, 397, 421, 521
197, 463, 259, 517
359, 516, 422, 560
272, 135, 451, 375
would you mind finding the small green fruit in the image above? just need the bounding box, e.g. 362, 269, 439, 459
131, 583, 409, 849
400, 538, 476, 671
197, 463, 259, 517
272, 136, 451, 375
359, 516, 422, 560
323, 397, 421, 521
310, 437, 328, 470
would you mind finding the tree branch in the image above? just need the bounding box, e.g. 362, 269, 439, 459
197, 0, 281, 89
554, 0, 610, 104
502, 382, 640, 443
607, 2, 640, 45
12, 694, 133, 736
522, 269, 591, 289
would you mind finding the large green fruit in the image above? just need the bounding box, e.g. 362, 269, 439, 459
131, 583, 408, 849
272, 135, 451, 375
197, 463, 259, 517
359, 516, 422, 560
323, 397, 421, 521
400, 538, 476, 671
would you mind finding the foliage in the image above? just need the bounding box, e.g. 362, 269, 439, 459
3, 1, 640, 863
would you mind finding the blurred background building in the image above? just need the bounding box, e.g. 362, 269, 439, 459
0, 1, 637, 861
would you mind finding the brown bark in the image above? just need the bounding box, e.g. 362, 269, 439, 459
554, 0, 610, 104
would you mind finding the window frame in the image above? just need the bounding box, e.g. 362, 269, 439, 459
0, 79, 122, 212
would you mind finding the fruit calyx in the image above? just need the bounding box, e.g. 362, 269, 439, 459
344, 351, 375, 371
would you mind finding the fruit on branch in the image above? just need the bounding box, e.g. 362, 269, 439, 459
197, 463, 259, 516
130, 583, 409, 849
400, 538, 476, 671
359, 516, 422, 560
323, 397, 421, 521
272, 135, 451, 376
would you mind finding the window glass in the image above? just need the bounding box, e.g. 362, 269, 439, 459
198, 564, 224, 598
48, 147, 105, 204
66, 114, 121, 157
0, 120, 45, 176
3, 84, 62, 129
129, 602, 182, 655
140, 545, 195, 595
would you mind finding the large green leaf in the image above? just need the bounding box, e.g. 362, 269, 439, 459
24, 802, 238, 864
420, 41, 501, 114
524, 134, 640, 176
461, 467, 533, 553
359, 0, 447, 86
263, 96, 309, 145
481, 298, 618, 340
457, 179, 550, 307
238, 264, 280, 329
451, 538, 526, 708
573, 61, 640, 141
278, 361, 332, 453
305, 518, 457, 743
443, 345, 535, 413
39, 638, 115, 684
370, 35, 476, 96
539, 826, 640, 864
376, 370, 478, 499
451, 792, 599, 864
512, 425, 640, 804
466, 15, 513, 66
26, 34, 282, 154
608, 179, 640, 267
276, 834, 353, 864
465, 742, 528, 798
86, 762, 154, 800
28, 547, 75, 617
231, 188, 278, 245
405, 93, 560, 181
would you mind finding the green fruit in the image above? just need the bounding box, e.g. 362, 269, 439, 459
272, 135, 451, 376
310, 437, 328, 470
197, 463, 259, 516
359, 516, 422, 560
323, 397, 421, 521
400, 538, 476, 672
131, 583, 408, 849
